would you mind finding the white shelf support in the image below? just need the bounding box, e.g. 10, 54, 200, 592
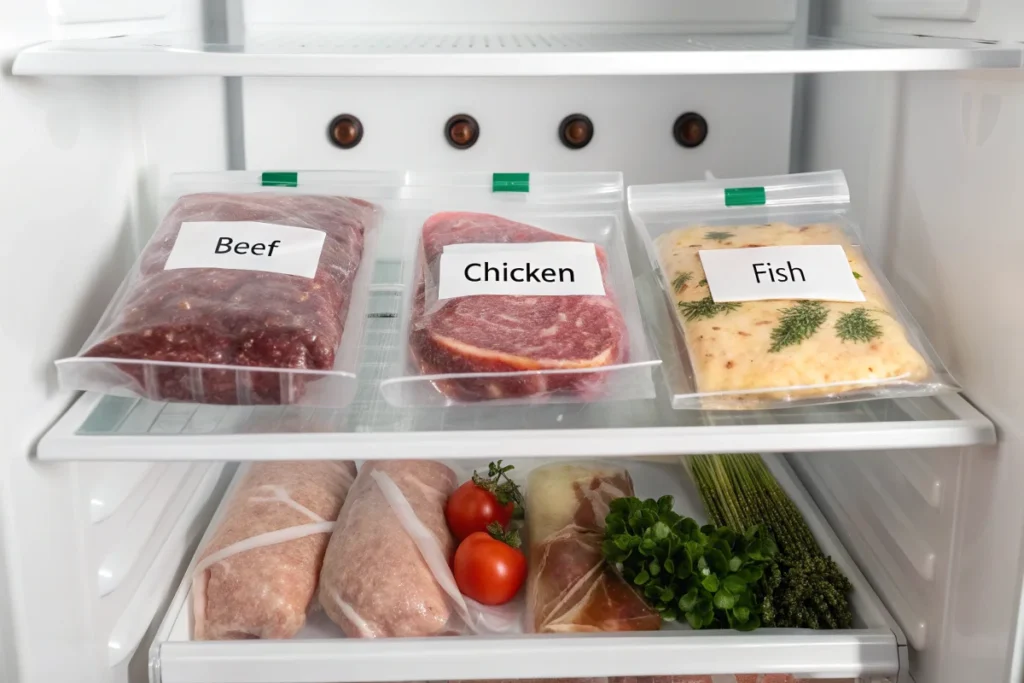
37, 390, 994, 462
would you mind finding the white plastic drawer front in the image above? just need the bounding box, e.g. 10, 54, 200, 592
790, 449, 964, 652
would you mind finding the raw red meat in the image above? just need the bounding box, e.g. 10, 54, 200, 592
82, 192, 377, 404
193, 461, 357, 640
410, 211, 629, 401
318, 460, 459, 637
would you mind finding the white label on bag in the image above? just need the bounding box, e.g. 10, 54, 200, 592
163, 221, 326, 279
436, 241, 606, 300
699, 245, 866, 302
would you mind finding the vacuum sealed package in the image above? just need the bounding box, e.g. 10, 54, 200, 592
57, 171, 399, 406
319, 460, 522, 637
526, 462, 660, 633
380, 172, 658, 407
628, 170, 958, 410
192, 461, 357, 640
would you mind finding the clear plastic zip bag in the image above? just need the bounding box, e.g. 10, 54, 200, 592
628, 170, 958, 410
380, 172, 659, 407
57, 171, 403, 406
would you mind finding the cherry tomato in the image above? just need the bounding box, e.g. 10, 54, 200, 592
445, 480, 514, 541
453, 531, 527, 606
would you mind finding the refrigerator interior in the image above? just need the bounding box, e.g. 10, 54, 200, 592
1, 1, 1023, 683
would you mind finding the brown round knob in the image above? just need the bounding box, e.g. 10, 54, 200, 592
445, 114, 479, 149
559, 113, 594, 150
673, 112, 708, 148
328, 114, 363, 149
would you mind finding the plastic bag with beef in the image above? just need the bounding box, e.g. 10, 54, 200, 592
57, 171, 391, 406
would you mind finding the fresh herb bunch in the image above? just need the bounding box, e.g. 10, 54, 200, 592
672, 271, 693, 293
472, 460, 525, 515
835, 307, 882, 344
678, 296, 742, 322
688, 454, 853, 629
769, 300, 828, 353
602, 495, 777, 631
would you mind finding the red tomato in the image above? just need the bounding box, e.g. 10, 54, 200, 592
445, 480, 514, 540
453, 531, 527, 606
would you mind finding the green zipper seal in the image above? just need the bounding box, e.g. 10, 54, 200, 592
262, 171, 298, 187
724, 186, 766, 207
492, 173, 529, 193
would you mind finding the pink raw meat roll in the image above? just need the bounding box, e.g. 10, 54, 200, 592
192, 461, 357, 640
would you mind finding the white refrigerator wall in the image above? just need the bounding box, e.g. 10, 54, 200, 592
796, 42, 1024, 683
0, 1, 232, 682
798, 6, 1024, 683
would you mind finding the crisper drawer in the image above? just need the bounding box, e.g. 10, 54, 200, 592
147, 455, 905, 683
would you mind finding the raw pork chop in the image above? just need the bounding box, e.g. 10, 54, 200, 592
83, 192, 377, 404
319, 460, 459, 637
193, 461, 357, 640
411, 212, 629, 401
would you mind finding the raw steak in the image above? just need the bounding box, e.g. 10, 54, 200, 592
411, 212, 629, 401
319, 460, 459, 637
526, 463, 660, 633
193, 461, 357, 640
82, 192, 377, 404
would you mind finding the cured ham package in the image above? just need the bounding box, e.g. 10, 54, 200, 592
57, 171, 399, 406
192, 461, 357, 640
526, 462, 660, 633
379, 172, 657, 406
628, 170, 957, 410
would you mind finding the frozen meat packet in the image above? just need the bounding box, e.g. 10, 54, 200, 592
380, 172, 659, 407
57, 170, 403, 407
628, 170, 958, 410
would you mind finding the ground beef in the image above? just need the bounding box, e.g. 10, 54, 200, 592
83, 192, 377, 404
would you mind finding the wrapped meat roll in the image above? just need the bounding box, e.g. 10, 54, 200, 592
526, 463, 660, 633
319, 460, 459, 637
193, 460, 357, 640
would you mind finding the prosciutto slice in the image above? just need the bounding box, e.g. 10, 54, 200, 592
526, 463, 660, 633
